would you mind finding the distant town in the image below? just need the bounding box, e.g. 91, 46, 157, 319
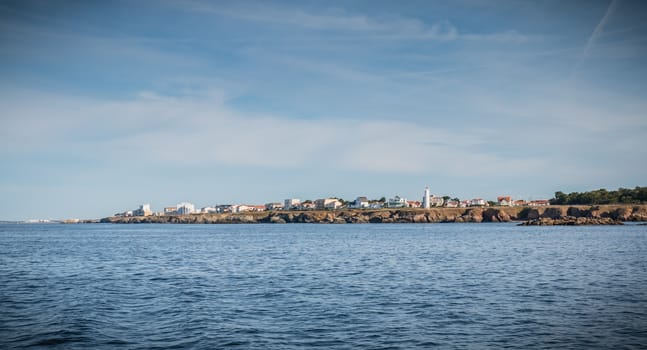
114, 186, 551, 218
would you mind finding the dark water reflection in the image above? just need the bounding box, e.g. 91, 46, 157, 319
1, 223, 646, 349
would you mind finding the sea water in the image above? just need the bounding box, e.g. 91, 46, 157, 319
1, 223, 646, 349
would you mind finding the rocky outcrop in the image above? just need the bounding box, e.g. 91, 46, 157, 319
100, 205, 647, 225
519, 217, 623, 226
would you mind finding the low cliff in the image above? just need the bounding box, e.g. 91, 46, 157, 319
100, 204, 647, 224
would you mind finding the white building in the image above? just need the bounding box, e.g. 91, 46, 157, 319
497, 196, 512, 206
386, 196, 408, 208
351, 196, 369, 209
176, 202, 196, 215
265, 202, 284, 211
284, 198, 301, 210
132, 203, 152, 216
315, 198, 342, 210
422, 187, 431, 209
200, 206, 217, 214
298, 202, 315, 210
470, 198, 487, 206
430, 196, 445, 207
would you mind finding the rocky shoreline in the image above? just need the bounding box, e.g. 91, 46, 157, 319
100, 204, 647, 225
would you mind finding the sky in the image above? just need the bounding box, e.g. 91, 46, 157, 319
1, 0, 646, 220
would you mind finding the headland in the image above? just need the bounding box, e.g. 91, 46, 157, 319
100, 204, 647, 225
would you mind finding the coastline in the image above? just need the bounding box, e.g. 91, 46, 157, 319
99, 204, 647, 225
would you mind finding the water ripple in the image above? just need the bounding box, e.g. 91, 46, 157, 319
1, 223, 646, 349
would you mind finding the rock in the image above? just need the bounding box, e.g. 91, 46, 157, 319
333, 217, 346, 224
541, 207, 566, 219
587, 206, 602, 218
567, 207, 583, 217
519, 217, 623, 226
269, 215, 286, 224
527, 209, 541, 220
610, 207, 632, 221
481, 208, 500, 222
465, 209, 483, 223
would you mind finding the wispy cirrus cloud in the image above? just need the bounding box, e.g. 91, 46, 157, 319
0, 87, 544, 177
175, 0, 527, 43
572, 0, 619, 76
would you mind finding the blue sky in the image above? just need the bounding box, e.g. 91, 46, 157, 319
1, 0, 646, 220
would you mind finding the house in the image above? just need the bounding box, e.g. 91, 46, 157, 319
470, 198, 487, 206
265, 202, 284, 211
459, 200, 470, 208
284, 199, 301, 210
132, 204, 152, 217
315, 198, 342, 210
386, 196, 408, 208
163, 207, 177, 216
430, 196, 444, 207
513, 200, 527, 206
215, 205, 232, 213
200, 206, 217, 214
231, 204, 250, 213
351, 196, 369, 209
497, 196, 512, 206
369, 202, 383, 209
528, 200, 550, 206
407, 200, 421, 208
298, 202, 315, 210
231, 204, 265, 213
445, 200, 459, 208
176, 202, 196, 215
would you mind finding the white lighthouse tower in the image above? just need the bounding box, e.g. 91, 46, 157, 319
422, 186, 431, 209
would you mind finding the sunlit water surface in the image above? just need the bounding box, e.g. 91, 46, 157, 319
1, 223, 646, 349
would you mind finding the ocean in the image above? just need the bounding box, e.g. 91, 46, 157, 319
1, 223, 646, 349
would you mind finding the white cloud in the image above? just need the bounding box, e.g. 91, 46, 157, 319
177, 1, 526, 43
1, 88, 547, 177
572, 0, 619, 76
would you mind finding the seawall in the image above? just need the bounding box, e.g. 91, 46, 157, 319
100, 204, 647, 224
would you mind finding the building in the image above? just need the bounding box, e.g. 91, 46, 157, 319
315, 198, 342, 210
200, 206, 217, 214
163, 207, 177, 216
176, 202, 195, 215
459, 200, 470, 208
513, 200, 527, 206
369, 202, 383, 209
117, 210, 134, 217
407, 200, 421, 208
497, 196, 512, 206
470, 198, 487, 206
284, 199, 301, 210
265, 202, 284, 211
132, 203, 152, 217
528, 200, 550, 206
430, 196, 444, 207
422, 187, 431, 209
386, 196, 408, 208
215, 205, 232, 213
445, 200, 459, 208
350, 196, 369, 209
298, 202, 315, 210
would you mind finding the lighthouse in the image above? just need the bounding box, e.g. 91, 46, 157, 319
422, 186, 431, 209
